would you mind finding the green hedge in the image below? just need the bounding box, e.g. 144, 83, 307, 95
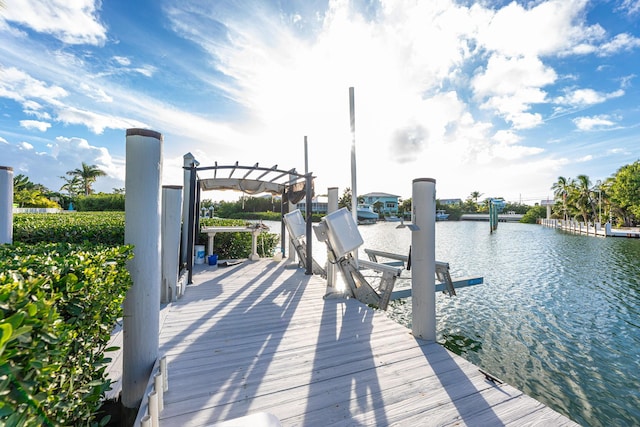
13, 212, 125, 246
198, 218, 279, 259
0, 243, 133, 426
74, 194, 125, 212
13, 213, 278, 259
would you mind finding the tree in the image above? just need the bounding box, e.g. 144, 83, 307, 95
66, 162, 106, 196
60, 175, 83, 197
338, 188, 363, 210
551, 176, 571, 220
608, 161, 640, 227
470, 191, 483, 204
573, 174, 595, 223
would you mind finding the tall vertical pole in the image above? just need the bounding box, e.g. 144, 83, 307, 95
326, 187, 339, 288
123, 129, 163, 411
304, 173, 313, 275
411, 178, 436, 341
303, 136, 313, 274
181, 153, 197, 266
0, 166, 13, 244
161, 185, 183, 303
349, 87, 358, 263
304, 136, 309, 177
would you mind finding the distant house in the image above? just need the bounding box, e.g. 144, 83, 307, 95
439, 198, 462, 206
361, 192, 400, 215
296, 195, 328, 214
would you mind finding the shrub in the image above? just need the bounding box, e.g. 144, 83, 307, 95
13, 212, 125, 245
74, 194, 125, 212
0, 243, 133, 426
198, 218, 279, 259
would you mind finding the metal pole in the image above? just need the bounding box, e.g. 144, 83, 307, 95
161, 185, 183, 303
186, 166, 197, 284
304, 136, 308, 176
0, 166, 13, 244
411, 178, 436, 341
327, 187, 339, 288
349, 87, 358, 264
305, 173, 313, 275
181, 153, 197, 265
123, 128, 163, 410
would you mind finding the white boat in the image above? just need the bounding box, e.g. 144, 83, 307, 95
436, 210, 449, 221
384, 215, 401, 222
357, 204, 378, 223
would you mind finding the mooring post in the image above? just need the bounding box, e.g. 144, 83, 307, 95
162, 185, 183, 303
411, 178, 436, 341
0, 166, 13, 245
123, 129, 163, 413
326, 187, 339, 288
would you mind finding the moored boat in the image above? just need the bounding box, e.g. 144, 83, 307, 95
436, 210, 449, 221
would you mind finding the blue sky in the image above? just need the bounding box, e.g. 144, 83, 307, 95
1, 0, 639, 203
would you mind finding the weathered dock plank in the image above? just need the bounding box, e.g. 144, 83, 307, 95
146, 259, 579, 426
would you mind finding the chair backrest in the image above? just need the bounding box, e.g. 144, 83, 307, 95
322, 207, 364, 258
283, 209, 306, 240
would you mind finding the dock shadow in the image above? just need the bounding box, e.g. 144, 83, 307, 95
416, 338, 507, 426
302, 299, 388, 426
160, 261, 312, 425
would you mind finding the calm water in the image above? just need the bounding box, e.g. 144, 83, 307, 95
264, 220, 640, 426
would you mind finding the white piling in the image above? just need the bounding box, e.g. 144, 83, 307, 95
154, 372, 164, 412
148, 391, 159, 427
0, 166, 13, 244
160, 355, 168, 392
123, 129, 163, 410
411, 178, 436, 341
162, 185, 183, 303
140, 415, 152, 427
326, 187, 339, 288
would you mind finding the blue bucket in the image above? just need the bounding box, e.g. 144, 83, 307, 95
208, 254, 218, 265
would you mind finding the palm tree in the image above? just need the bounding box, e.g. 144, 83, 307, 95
551, 176, 571, 220
66, 162, 106, 196
573, 174, 594, 223
470, 191, 482, 204
59, 175, 83, 197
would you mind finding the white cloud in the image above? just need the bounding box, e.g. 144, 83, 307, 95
0, 67, 67, 105
577, 155, 594, 162
573, 115, 617, 131
55, 107, 147, 134
473, 55, 556, 129
598, 33, 640, 56
112, 56, 131, 66
476, 0, 604, 57
555, 88, 624, 107
1, 0, 107, 45
18, 142, 34, 150
19, 120, 51, 132
619, 0, 640, 15
80, 83, 113, 103
0, 137, 8, 144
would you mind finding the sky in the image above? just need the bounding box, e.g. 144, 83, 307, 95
1, 0, 639, 204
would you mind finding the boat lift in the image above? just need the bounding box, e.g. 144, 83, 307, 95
311, 207, 483, 310
283, 210, 326, 277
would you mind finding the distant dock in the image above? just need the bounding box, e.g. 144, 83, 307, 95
131, 260, 579, 426
460, 213, 524, 222
540, 218, 640, 238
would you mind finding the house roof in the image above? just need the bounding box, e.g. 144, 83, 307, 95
361, 192, 400, 199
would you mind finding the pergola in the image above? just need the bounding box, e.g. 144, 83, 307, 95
182, 158, 315, 282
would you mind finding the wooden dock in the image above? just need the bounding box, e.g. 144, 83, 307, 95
133, 259, 579, 426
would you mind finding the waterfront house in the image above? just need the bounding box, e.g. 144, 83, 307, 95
361, 192, 401, 216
